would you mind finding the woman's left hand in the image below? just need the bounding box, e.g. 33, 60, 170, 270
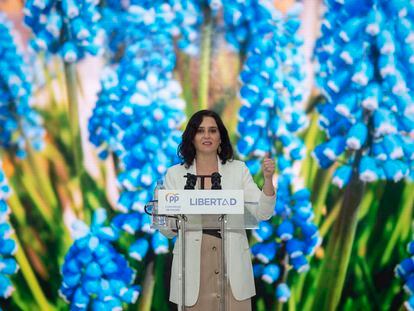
262, 157, 275, 180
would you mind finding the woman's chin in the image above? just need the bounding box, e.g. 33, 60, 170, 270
197, 148, 218, 155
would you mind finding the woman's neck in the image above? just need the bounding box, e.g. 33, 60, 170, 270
195, 153, 218, 174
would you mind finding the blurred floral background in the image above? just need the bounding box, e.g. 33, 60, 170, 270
0, 0, 413, 310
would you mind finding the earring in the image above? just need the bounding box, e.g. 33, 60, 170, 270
218, 145, 222, 154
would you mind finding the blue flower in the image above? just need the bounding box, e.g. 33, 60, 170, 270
314, 0, 414, 185
332, 165, 353, 188
286, 238, 304, 258
236, 3, 308, 175
86, 4, 187, 307
252, 242, 278, 264
276, 283, 291, 302
276, 220, 294, 241
0, 13, 45, 158
359, 156, 380, 183
24, 0, 102, 62
0, 163, 18, 299
151, 231, 169, 255
234, 6, 317, 302
60, 209, 140, 309
396, 240, 414, 310
261, 264, 280, 284
252, 221, 273, 242
346, 123, 368, 150
251, 177, 320, 303
129, 238, 149, 261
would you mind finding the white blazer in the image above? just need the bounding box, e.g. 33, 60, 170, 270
161, 159, 275, 306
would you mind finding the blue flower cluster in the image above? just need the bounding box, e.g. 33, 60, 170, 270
395, 241, 414, 311
60, 209, 140, 309
170, 0, 204, 55
251, 176, 321, 302
24, 0, 102, 62
0, 13, 45, 158
102, 0, 205, 58
233, 3, 316, 303
221, 0, 281, 52
89, 0, 185, 266
85, 4, 184, 303
0, 162, 18, 299
88, 65, 185, 207
101, 1, 178, 59
313, 0, 414, 187
236, 3, 308, 174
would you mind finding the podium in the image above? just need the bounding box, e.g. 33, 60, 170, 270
152, 189, 259, 311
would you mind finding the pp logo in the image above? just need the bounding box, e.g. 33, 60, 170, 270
165, 193, 179, 203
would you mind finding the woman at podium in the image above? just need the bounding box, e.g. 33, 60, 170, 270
161, 110, 276, 310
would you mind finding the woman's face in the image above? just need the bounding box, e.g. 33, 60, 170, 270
193, 116, 221, 155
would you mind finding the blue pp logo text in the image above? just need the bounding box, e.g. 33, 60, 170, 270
166, 193, 179, 203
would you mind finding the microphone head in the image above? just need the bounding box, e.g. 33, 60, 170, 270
211, 172, 222, 189
184, 173, 197, 189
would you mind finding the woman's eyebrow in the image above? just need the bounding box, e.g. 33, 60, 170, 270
198, 126, 218, 129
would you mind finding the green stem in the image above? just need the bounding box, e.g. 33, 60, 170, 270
399, 182, 414, 241
13, 234, 53, 310
138, 261, 155, 311
288, 286, 296, 311
19, 168, 55, 229
311, 168, 365, 311
380, 182, 414, 267
7, 193, 26, 225
311, 168, 333, 225
355, 256, 381, 309
356, 184, 377, 221
26, 145, 58, 210
293, 273, 306, 309
356, 184, 383, 257
302, 113, 320, 187
198, 8, 213, 111
63, 61, 85, 203
319, 197, 342, 237
300, 196, 342, 309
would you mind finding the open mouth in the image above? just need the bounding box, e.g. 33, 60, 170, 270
202, 141, 212, 145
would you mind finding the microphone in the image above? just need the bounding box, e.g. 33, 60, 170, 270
184, 173, 197, 189
211, 172, 222, 189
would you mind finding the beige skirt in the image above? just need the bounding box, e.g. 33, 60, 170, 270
184, 233, 252, 311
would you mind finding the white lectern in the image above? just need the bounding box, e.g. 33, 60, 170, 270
152, 189, 259, 311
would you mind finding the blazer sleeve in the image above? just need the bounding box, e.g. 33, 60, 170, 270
241, 162, 275, 221
158, 168, 178, 239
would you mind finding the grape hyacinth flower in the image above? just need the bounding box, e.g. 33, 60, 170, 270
89, 0, 185, 273
251, 175, 321, 290
221, 0, 281, 52
276, 283, 291, 303
313, 0, 414, 187
101, 1, 178, 59
0, 13, 45, 158
24, 0, 103, 62
88, 64, 185, 209
101, 0, 208, 58
60, 208, 140, 309
236, 3, 308, 175
395, 241, 414, 311
0, 162, 18, 299
312, 1, 414, 309
235, 3, 316, 303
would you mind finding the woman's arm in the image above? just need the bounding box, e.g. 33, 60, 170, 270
242, 159, 276, 221
262, 157, 276, 196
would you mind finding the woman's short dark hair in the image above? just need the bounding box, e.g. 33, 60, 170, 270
178, 110, 234, 167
